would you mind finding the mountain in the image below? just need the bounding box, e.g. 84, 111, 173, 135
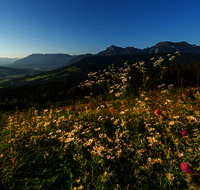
143, 41, 200, 54
97, 45, 143, 56
66, 53, 93, 65
97, 41, 200, 56
8, 54, 76, 69
0, 57, 20, 66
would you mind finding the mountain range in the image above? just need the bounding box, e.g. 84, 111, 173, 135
97, 41, 200, 56
2, 41, 200, 69
1, 41, 200, 87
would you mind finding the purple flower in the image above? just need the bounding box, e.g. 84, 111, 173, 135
154, 109, 162, 117
181, 130, 187, 136
181, 162, 195, 176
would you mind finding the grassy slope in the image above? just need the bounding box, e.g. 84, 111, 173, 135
1, 85, 200, 189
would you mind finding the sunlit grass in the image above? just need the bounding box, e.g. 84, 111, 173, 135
1, 54, 200, 189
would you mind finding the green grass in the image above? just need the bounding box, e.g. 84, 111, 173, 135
1, 56, 200, 189
65, 66, 81, 72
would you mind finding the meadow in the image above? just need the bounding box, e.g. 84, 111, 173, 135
1, 54, 200, 189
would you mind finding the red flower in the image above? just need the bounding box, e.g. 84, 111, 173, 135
181, 130, 187, 136
181, 162, 195, 176
154, 109, 162, 116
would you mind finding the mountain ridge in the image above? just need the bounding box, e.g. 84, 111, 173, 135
97, 41, 200, 56
8, 53, 76, 69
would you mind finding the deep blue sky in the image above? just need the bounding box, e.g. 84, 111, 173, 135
1, 0, 200, 58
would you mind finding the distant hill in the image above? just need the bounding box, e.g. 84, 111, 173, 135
97, 41, 200, 56
0, 57, 20, 66
8, 54, 76, 69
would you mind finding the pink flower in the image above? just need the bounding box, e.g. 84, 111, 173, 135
181, 130, 187, 136
88, 102, 92, 109
69, 107, 72, 111
181, 162, 195, 176
154, 109, 162, 117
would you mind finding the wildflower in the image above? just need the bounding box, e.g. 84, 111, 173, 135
167, 173, 174, 181
147, 158, 151, 162
173, 116, 180, 119
169, 121, 175, 125
109, 90, 113, 93
187, 147, 194, 153
154, 109, 162, 116
99, 133, 107, 138
44, 122, 50, 127
148, 128, 155, 132
56, 130, 61, 133
181, 130, 187, 136
88, 102, 92, 109
181, 162, 195, 176
186, 116, 200, 123
155, 158, 161, 163
94, 127, 101, 131
178, 153, 184, 157
78, 185, 84, 190
107, 155, 111, 159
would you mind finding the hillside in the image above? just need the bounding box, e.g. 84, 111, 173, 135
1, 53, 200, 88
0, 66, 35, 83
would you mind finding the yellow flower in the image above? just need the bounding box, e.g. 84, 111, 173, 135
167, 173, 174, 181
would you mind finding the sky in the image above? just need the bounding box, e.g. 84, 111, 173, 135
1, 0, 200, 58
